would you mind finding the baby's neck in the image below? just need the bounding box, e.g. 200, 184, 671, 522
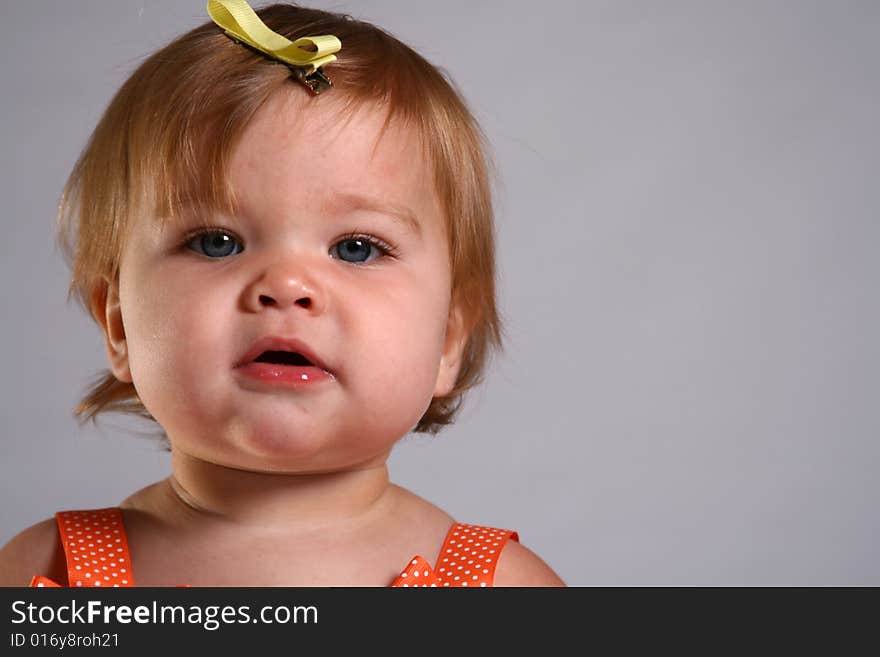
160, 449, 395, 538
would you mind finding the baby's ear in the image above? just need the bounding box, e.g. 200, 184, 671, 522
433, 303, 469, 398
91, 278, 132, 383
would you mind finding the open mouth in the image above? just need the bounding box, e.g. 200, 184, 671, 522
253, 351, 315, 367
236, 340, 334, 385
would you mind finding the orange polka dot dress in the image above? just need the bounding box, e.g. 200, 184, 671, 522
29, 508, 518, 588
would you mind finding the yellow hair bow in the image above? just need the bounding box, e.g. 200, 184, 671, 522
207, 0, 342, 95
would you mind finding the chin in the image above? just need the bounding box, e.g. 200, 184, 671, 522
222, 417, 331, 461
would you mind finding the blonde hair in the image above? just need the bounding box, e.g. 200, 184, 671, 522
59, 3, 503, 441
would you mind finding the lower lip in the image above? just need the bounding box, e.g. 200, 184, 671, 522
236, 362, 334, 387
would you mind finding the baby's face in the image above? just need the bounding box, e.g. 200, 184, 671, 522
109, 89, 463, 473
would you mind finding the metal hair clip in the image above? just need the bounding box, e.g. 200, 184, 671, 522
290, 66, 333, 95
207, 0, 342, 96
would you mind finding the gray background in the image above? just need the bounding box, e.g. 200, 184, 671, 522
2, 1, 878, 585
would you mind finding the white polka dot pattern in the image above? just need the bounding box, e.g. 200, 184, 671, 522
55, 509, 135, 588
391, 523, 519, 588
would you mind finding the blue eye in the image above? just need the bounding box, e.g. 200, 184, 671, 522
185, 230, 243, 258
332, 236, 385, 264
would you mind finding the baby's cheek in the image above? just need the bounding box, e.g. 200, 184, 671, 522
123, 292, 211, 407
359, 336, 442, 425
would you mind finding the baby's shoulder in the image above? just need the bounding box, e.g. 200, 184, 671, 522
0, 517, 66, 587
493, 539, 566, 587
388, 485, 565, 586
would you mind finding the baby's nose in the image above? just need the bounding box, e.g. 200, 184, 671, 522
244, 262, 326, 315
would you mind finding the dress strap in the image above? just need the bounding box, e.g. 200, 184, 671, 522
55, 508, 135, 587
432, 522, 519, 587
